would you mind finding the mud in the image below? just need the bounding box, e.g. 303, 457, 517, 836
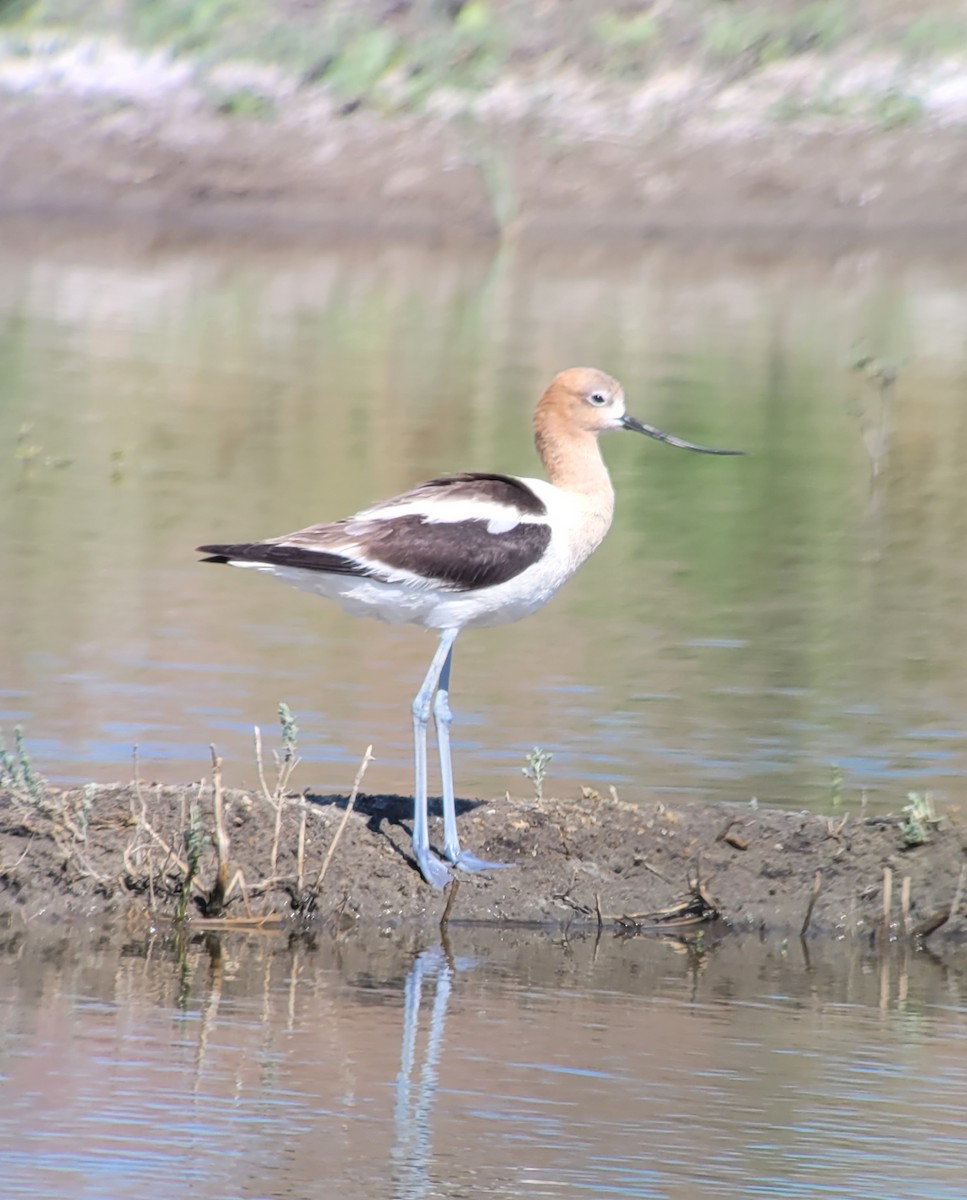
4, 90, 967, 247
2, 780, 965, 943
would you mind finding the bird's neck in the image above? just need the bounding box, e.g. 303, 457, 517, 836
535, 421, 615, 507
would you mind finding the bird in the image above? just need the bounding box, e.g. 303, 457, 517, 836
198, 367, 742, 889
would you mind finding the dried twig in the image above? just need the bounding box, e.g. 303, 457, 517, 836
826, 814, 849, 839
607, 863, 720, 931
191, 913, 284, 930
900, 875, 911, 937
800, 869, 823, 938
715, 814, 739, 842
133, 743, 144, 810
690, 853, 718, 914
312, 745, 374, 892
881, 866, 893, 942
208, 745, 231, 915
440, 878, 460, 929
254, 725, 271, 807
135, 810, 192, 879
949, 863, 967, 926
296, 801, 307, 895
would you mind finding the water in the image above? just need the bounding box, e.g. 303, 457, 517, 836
1, 927, 966, 1199
3, 236, 967, 812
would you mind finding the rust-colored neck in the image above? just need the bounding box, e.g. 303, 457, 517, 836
534, 407, 614, 500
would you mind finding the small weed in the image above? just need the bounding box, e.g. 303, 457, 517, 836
704, 1, 849, 69
829, 764, 844, 809
768, 91, 852, 122
852, 351, 903, 396
183, 801, 206, 877
77, 783, 97, 839
592, 12, 659, 50
0, 0, 38, 25
14, 423, 73, 482
791, 2, 851, 52
130, 0, 254, 59
850, 349, 903, 489
703, 10, 788, 67
398, 0, 507, 105
901, 792, 939, 847
254, 701, 301, 877
175, 801, 207, 921
0, 726, 45, 805
522, 746, 553, 803
324, 28, 399, 99
872, 89, 924, 130
278, 701, 298, 760
901, 16, 967, 59
213, 87, 276, 118
1, 727, 105, 877
458, 117, 519, 233
591, 11, 659, 74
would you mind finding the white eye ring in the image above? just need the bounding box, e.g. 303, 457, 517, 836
588, 391, 608, 406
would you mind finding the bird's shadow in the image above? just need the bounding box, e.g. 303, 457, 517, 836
303, 791, 485, 875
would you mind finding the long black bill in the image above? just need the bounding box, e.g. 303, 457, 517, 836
620, 414, 744, 455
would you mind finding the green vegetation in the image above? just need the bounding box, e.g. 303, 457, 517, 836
175, 799, 205, 921
1, 727, 96, 860
130, 0, 256, 58
522, 746, 553, 803
14, 422, 73, 484
704, 1, 850, 67
0, 0, 37, 24
212, 85, 276, 118
0, 726, 45, 806
873, 88, 925, 129
4, 0, 966, 118
819, 771, 943, 851
901, 792, 940, 847
591, 11, 659, 75
770, 87, 926, 130
901, 14, 967, 58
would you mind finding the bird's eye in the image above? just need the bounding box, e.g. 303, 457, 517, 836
588, 391, 608, 406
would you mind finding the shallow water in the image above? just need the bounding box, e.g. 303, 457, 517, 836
3, 236, 967, 811
1, 928, 966, 1199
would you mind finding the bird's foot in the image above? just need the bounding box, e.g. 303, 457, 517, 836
415, 846, 452, 890
447, 849, 514, 874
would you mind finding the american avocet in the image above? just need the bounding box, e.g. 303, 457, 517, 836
198, 367, 741, 888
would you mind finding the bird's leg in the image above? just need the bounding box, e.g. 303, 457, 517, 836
411, 628, 459, 889
433, 639, 513, 875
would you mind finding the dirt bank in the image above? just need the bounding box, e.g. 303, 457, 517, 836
2, 779, 965, 943
6, 4, 967, 245
5, 86, 967, 247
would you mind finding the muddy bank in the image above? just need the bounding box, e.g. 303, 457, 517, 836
6, 2, 967, 246
2, 779, 965, 942
5, 85, 967, 246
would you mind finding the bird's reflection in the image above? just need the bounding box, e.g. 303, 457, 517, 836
391, 945, 455, 1199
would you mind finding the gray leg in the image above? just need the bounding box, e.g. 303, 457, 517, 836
411, 629, 459, 888
433, 639, 513, 874
434, 647, 460, 860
